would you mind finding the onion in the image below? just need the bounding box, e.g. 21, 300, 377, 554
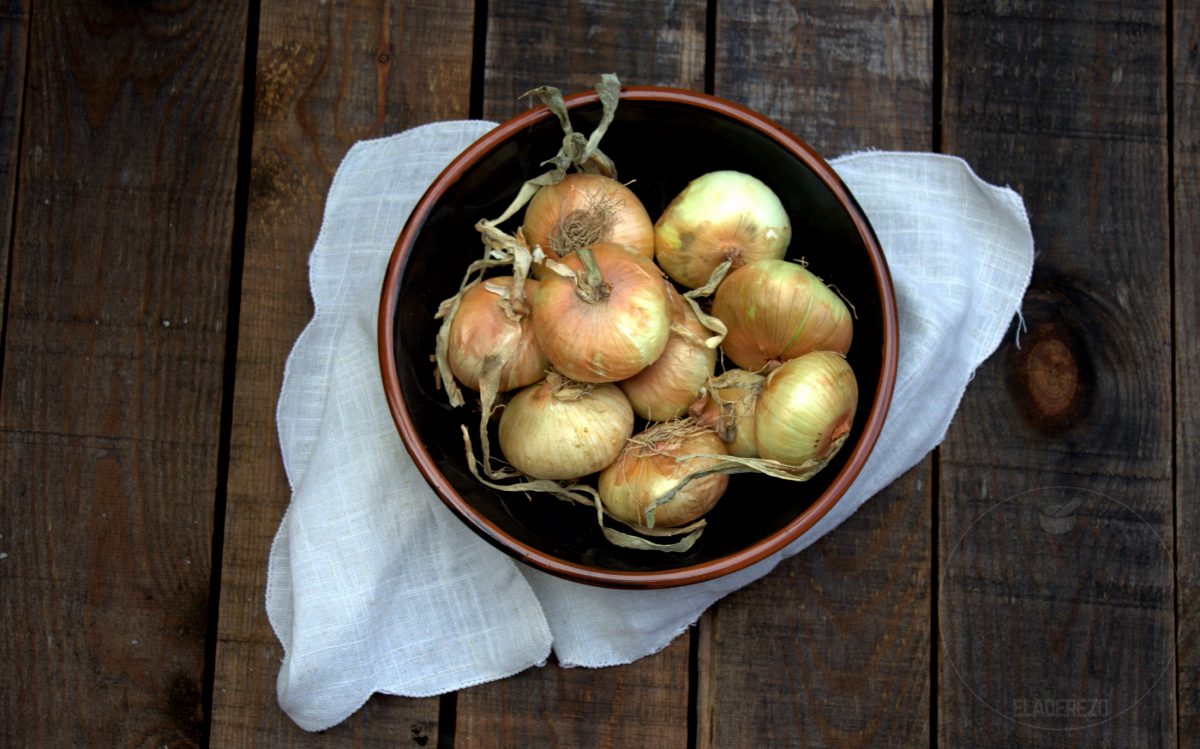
712, 259, 853, 372
618, 287, 718, 421
690, 369, 765, 458
598, 420, 730, 528
654, 170, 791, 289
447, 277, 548, 392
498, 373, 634, 480
523, 173, 655, 274
754, 351, 858, 467
531, 242, 672, 383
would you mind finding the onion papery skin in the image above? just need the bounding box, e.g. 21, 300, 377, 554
754, 351, 858, 467
523, 173, 655, 276
531, 242, 672, 383
447, 277, 548, 392
712, 259, 853, 372
654, 170, 792, 289
598, 422, 730, 528
619, 287, 718, 421
498, 376, 634, 480
690, 369, 765, 458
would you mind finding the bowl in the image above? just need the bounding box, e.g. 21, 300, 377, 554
379, 87, 898, 589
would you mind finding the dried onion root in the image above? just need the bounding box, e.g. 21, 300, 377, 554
523, 173, 655, 273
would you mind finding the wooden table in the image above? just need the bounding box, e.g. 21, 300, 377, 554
1, 1, 1194, 746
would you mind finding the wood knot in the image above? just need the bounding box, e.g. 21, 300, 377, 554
1007, 321, 1091, 433
1026, 337, 1078, 417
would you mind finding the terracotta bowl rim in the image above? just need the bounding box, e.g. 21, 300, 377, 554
378, 86, 900, 589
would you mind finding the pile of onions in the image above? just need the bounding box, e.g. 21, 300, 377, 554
531, 242, 672, 383
712, 258, 853, 372
654, 170, 791, 288
598, 420, 729, 529
434, 76, 865, 553
523, 173, 655, 271
498, 373, 634, 480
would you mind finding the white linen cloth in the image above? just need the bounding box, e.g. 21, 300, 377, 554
266, 120, 1034, 731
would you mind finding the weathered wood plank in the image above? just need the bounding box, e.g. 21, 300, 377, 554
697, 469, 931, 748
454, 3, 707, 746
209, 0, 475, 744
480, 0, 707, 121
698, 2, 934, 747
714, 0, 934, 156
940, 2, 1174, 746
457, 642, 691, 749
0, 1, 245, 745
0, 0, 28, 339
1175, 0, 1199, 741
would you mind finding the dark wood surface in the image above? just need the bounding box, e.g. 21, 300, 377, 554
1175, 0, 1199, 742
1, 1, 1192, 747
941, 3, 1176, 746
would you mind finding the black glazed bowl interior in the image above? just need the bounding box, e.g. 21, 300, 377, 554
379, 87, 898, 589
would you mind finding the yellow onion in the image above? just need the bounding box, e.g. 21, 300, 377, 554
618, 287, 718, 421
498, 373, 633, 480
690, 369, 765, 458
654, 170, 791, 288
754, 351, 858, 467
598, 420, 729, 528
523, 173, 655, 275
447, 277, 548, 392
712, 259, 853, 372
531, 242, 672, 383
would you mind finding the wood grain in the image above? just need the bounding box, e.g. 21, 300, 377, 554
1175, 0, 1199, 741
0, 0, 28, 340
697, 3, 934, 747
480, 0, 706, 122
939, 2, 1175, 746
697, 469, 931, 748
457, 643, 691, 749
0, 1, 244, 745
714, 0, 934, 156
208, 0, 475, 744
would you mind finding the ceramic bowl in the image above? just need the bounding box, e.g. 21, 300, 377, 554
379, 87, 898, 588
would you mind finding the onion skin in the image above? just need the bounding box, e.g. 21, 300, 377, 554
754, 351, 858, 467
598, 422, 729, 528
618, 287, 718, 421
447, 277, 548, 392
654, 170, 791, 289
531, 242, 672, 383
498, 376, 634, 480
690, 369, 765, 458
712, 259, 853, 372
523, 173, 655, 274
